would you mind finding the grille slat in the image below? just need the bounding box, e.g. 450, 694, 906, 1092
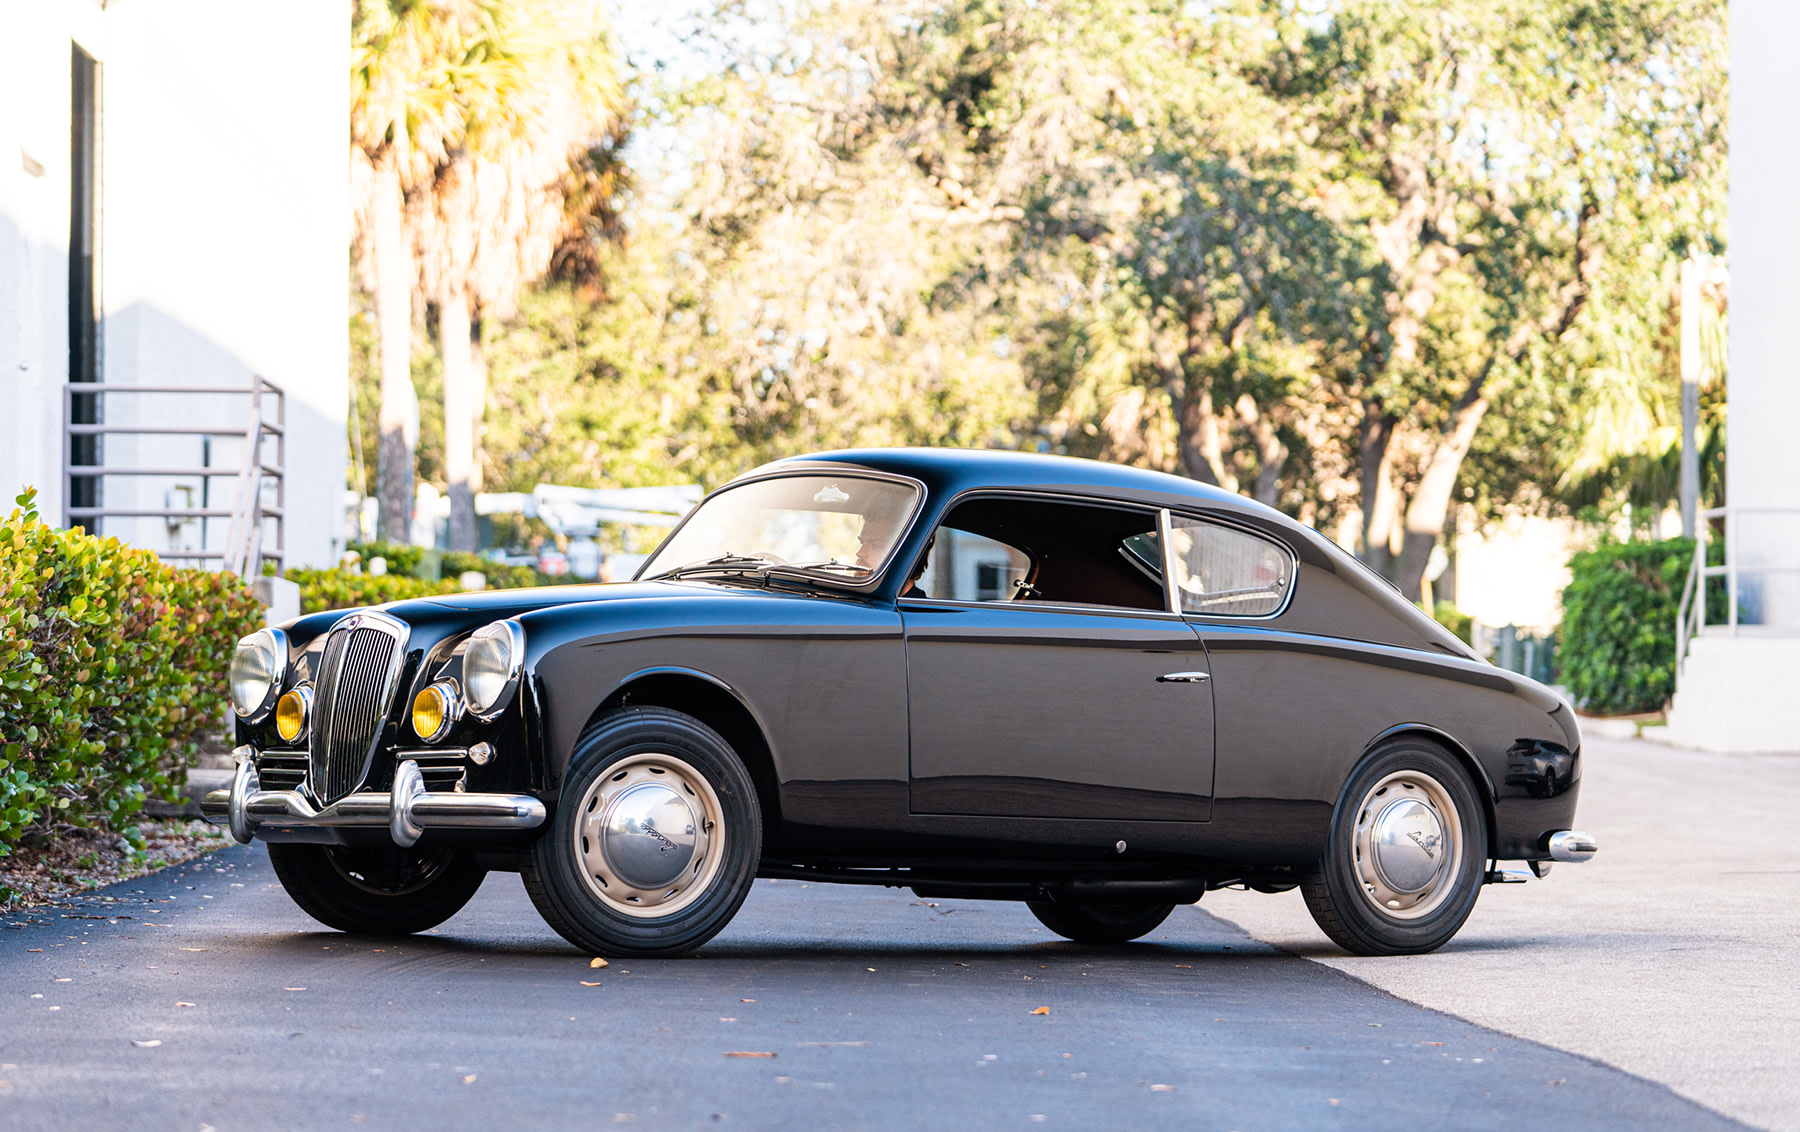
308, 617, 403, 805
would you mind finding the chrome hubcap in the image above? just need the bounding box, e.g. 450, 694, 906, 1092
575, 753, 723, 918
1352, 770, 1463, 920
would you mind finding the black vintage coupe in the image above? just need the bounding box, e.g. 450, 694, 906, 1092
208, 449, 1595, 957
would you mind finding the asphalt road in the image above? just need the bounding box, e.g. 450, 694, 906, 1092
1207, 734, 1800, 1132
0, 838, 1750, 1132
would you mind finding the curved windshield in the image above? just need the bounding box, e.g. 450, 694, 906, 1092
640, 474, 922, 584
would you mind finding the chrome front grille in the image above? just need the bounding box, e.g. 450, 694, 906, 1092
308, 612, 408, 805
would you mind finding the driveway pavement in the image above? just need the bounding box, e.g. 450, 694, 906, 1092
1206, 734, 1800, 1132
0, 734, 1780, 1131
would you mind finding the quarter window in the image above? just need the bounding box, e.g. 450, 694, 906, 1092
1168, 517, 1292, 617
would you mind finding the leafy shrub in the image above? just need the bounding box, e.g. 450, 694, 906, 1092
0, 490, 264, 854
345, 540, 556, 590
1560, 537, 1720, 715
285, 567, 459, 614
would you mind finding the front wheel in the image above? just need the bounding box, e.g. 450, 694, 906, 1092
267, 843, 487, 935
1301, 739, 1487, 956
521, 707, 762, 957
1027, 897, 1174, 944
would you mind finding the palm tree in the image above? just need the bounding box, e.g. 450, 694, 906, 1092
353, 0, 621, 550
409, 0, 622, 551
351, 0, 464, 542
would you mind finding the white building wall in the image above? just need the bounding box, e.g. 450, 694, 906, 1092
1661, 0, 1800, 752
0, 0, 345, 568
0, 2, 101, 526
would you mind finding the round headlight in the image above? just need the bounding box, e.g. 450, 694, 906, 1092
463, 621, 523, 719
275, 685, 312, 744
229, 628, 287, 721
411, 681, 463, 743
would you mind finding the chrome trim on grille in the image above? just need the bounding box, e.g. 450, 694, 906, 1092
308, 610, 410, 806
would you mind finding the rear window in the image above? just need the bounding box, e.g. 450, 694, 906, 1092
1168, 516, 1292, 616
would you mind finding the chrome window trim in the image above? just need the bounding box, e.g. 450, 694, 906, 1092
635, 468, 930, 594
1164, 509, 1300, 622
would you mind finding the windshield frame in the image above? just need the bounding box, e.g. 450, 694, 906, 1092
635, 467, 929, 593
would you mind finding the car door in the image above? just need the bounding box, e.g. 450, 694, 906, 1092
901, 494, 1216, 823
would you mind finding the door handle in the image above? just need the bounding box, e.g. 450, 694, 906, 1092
1155, 671, 1210, 683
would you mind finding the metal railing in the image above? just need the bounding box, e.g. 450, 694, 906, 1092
62, 375, 285, 577
1677, 505, 1800, 671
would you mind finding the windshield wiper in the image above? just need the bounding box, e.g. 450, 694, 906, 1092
771, 559, 872, 578
651, 554, 781, 581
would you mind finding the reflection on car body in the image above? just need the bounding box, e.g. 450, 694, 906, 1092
209, 448, 1596, 957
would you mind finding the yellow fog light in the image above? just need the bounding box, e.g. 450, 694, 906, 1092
411, 681, 463, 743
274, 685, 312, 744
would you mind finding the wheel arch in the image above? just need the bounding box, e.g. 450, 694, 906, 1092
1358, 723, 1497, 861
584, 668, 783, 829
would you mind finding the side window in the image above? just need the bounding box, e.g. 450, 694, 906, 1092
1168, 516, 1292, 617
913, 496, 1166, 612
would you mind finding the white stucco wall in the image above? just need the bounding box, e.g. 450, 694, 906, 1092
1723, 0, 1800, 629
0, 2, 101, 526
0, 0, 346, 568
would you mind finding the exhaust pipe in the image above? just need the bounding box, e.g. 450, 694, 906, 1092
1547, 830, 1598, 863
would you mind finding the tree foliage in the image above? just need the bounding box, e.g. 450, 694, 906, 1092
353, 0, 1728, 585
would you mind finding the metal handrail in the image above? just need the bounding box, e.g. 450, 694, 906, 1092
62, 375, 286, 576
1677, 505, 1800, 671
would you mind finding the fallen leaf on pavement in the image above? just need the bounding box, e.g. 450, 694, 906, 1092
740, 999, 755, 1003
462, 1074, 477, 1084
590, 957, 609, 968
25, 949, 41, 953
580, 981, 603, 987
1031, 1007, 1049, 1015
179, 948, 208, 953
175, 1002, 196, 1008
131, 1040, 161, 1048
1421, 1041, 1444, 1047
724, 1051, 776, 1058
283, 987, 306, 992
1150, 1084, 1174, 1092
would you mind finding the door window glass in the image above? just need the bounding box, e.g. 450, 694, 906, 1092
914, 497, 1165, 611
1168, 517, 1292, 616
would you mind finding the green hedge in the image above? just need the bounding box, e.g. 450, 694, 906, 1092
1560, 537, 1718, 716
285, 567, 459, 614
345, 540, 553, 590
0, 491, 264, 855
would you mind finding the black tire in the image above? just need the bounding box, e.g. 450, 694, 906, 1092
1027, 897, 1175, 944
267, 843, 487, 935
521, 707, 762, 958
1301, 738, 1487, 956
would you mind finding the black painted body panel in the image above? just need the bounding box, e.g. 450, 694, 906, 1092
241, 448, 1584, 873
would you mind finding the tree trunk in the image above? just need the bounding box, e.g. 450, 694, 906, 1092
1395, 394, 1489, 602
1357, 405, 1400, 577
372, 164, 415, 543
1236, 393, 1287, 507
441, 285, 478, 553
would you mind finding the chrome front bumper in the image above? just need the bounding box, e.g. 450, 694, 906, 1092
201, 749, 547, 848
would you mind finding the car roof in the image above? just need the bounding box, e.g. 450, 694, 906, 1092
757, 447, 1257, 513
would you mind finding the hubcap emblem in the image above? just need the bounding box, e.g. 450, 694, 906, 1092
1371, 797, 1446, 894
600, 782, 699, 890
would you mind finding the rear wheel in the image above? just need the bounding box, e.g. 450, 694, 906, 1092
267, 842, 487, 935
1301, 739, 1487, 956
1027, 897, 1174, 944
522, 707, 762, 957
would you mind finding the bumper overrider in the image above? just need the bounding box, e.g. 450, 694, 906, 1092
202, 746, 546, 848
